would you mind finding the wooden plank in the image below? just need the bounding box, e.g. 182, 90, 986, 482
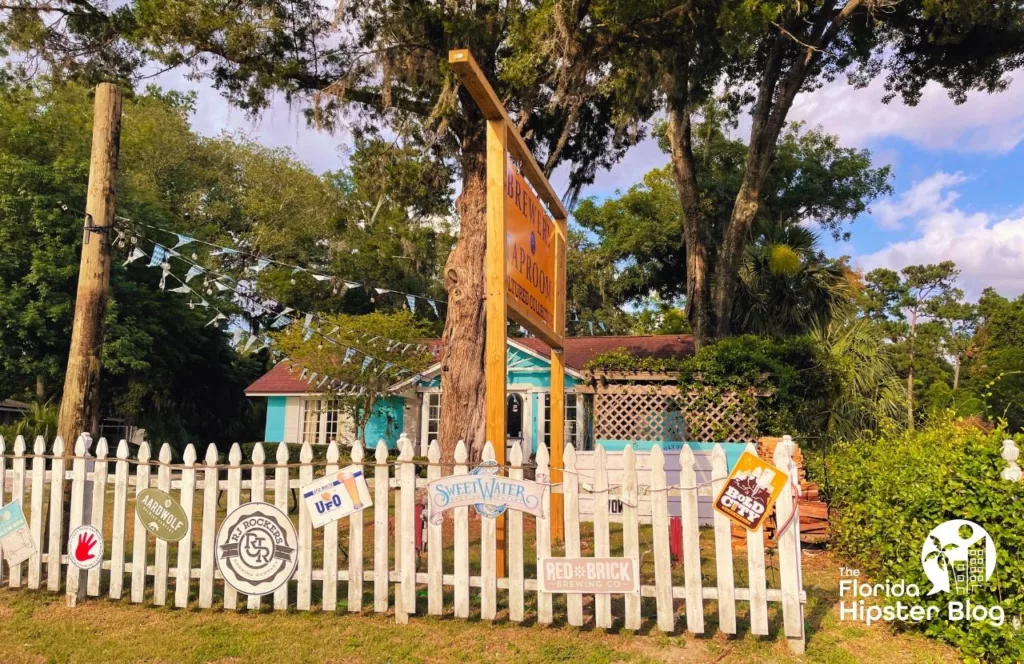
198, 444, 218, 608
479, 441, 497, 620
622, 444, 642, 630
222, 443, 242, 610
322, 441, 340, 611
744, 443, 769, 635
86, 438, 109, 596
563, 444, 583, 627
680, 445, 704, 633
346, 441, 365, 613
129, 441, 151, 603
46, 436, 66, 592
297, 442, 314, 610
774, 442, 806, 655
549, 350, 565, 543
710, 444, 737, 634
453, 440, 470, 619
150, 443, 172, 605
396, 436, 417, 622
108, 439, 129, 598
10, 436, 27, 588
447, 50, 569, 220
593, 444, 612, 628
535, 441, 553, 624
246, 444, 265, 611
65, 436, 89, 605
273, 442, 290, 611
372, 441, 389, 613
175, 444, 197, 609
508, 440, 525, 622
651, 445, 675, 632
426, 439, 442, 615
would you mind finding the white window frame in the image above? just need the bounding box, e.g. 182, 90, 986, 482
419, 390, 441, 447
300, 397, 342, 445
542, 391, 585, 449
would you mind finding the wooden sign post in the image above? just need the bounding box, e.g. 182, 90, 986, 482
449, 50, 569, 574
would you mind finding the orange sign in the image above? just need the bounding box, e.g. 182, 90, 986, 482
505, 156, 556, 338
713, 451, 788, 531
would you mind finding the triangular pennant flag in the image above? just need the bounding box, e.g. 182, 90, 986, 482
231, 328, 245, 347
184, 265, 205, 282
214, 280, 231, 292
429, 300, 439, 317
123, 247, 145, 266
271, 315, 290, 329
313, 274, 331, 282
278, 307, 294, 317
211, 248, 238, 257
243, 334, 258, 352
251, 258, 271, 272
327, 326, 340, 336
588, 321, 594, 334
148, 244, 168, 267
383, 362, 394, 373
206, 313, 227, 328
406, 295, 416, 312
343, 348, 356, 364
168, 285, 191, 294
300, 368, 309, 381
317, 375, 329, 389
304, 327, 314, 342
173, 234, 194, 249
197, 299, 209, 309
361, 357, 372, 374
375, 288, 390, 295
308, 372, 318, 385
304, 313, 314, 329
159, 263, 172, 290
345, 281, 361, 290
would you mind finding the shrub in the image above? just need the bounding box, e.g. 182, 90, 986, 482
829, 417, 1024, 662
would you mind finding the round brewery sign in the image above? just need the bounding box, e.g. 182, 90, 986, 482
216, 502, 298, 596
68, 524, 104, 570
135, 488, 189, 542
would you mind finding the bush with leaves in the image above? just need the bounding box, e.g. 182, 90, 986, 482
829, 417, 1024, 662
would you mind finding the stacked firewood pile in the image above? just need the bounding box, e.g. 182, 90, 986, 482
730, 437, 830, 548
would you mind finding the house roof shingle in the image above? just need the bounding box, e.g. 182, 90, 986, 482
245, 334, 696, 395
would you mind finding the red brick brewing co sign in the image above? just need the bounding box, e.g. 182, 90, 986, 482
538, 557, 640, 594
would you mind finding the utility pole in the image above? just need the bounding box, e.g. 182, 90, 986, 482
57, 83, 123, 446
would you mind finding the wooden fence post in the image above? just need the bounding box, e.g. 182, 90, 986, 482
322, 441, 340, 612
66, 435, 89, 605
175, 444, 197, 609
246, 443, 265, 611
397, 435, 417, 623
198, 444, 218, 608
650, 444, 674, 633
46, 437, 66, 592
297, 442, 313, 611
535, 441, 553, 625
593, 444, 612, 629
108, 439, 129, 598
563, 443, 583, 627
273, 442, 289, 611
453, 440, 470, 619
680, 445, 704, 633
372, 441, 389, 613
508, 440, 525, 622
711, 444, 736, 634
426, 440, 442, 616
10, 436, 27, 588
153, 443, 173, 605
622, 444, 641, 630
86, 438, 108, 596
348, 440, 366, 613
774, 442, 806, 655
130, 441, 151, 603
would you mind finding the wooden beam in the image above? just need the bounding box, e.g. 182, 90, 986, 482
449, 49, 569, 221
549, 216, 567, 542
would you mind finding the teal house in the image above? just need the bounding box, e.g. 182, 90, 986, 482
245, 334, 699, 454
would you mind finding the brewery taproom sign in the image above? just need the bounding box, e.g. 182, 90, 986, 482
300, 464, 372, 529
135, 487, 189, 541
538, 557, 640, 594
217, 503, 298, 596
427, 464, 547, 525
0, 501, 34, 566
713, 451, 788, 531
505, 156, 556, 338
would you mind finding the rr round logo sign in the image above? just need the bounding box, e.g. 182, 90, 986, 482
921, 519, 996, 595
216, 503, 297, 596
68, 524, 104, 570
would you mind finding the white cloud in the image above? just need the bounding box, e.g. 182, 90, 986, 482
789, 70, 1024, 154
857, 172, 1024, 298
872, 171, 970, 230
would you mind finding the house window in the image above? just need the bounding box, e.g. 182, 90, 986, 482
301, 398, 342, 445
424, 393, 441, 444
544, 393, 583, 448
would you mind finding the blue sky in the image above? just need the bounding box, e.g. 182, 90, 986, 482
157, 66, 1024, 300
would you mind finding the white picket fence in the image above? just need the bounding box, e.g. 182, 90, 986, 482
0, 433, 806, 653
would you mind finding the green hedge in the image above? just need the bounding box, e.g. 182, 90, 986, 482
829, 418, 1024, 662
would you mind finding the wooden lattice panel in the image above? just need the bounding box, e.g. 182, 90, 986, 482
593, 385, 757, 443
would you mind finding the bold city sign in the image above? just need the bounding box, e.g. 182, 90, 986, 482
0, 501, 35, 566
713, 451, 788, 531
505, 156, 557, 339
68, 524, 104, 570
300, 464, 372, 529
538, 557, 640, 594
135, 488, 189, 542
427, 463, 547, 525
217, 502, 298, 596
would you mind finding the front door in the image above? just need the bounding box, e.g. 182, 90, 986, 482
506, 393, 526, 459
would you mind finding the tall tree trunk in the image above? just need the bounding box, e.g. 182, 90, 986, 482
952, 353, 961, 391
665, 107, 711, 348
437, 110, 488, 467
35, 374, 45, 402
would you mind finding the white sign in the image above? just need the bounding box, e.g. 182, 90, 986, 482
300, 465, 372, 529
217, 502, 298, 596
68, 525, 104, 570
0, 501, 34, 566
538, 557, 640, 594
427, 469, 547, 525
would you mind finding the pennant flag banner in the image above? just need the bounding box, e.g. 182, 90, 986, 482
375, 288, 390, 295
214, 280, 231, 292
343, 348, 356, 364
148, 244, 169, 267
168, 285, 191, 294
361, 356, 372, 373
211, 248, 238, 257
184, 265, 205, 282
271, 315, 290, 329
206, 313, 227, 328
304, 313, 314, 329
313, 274, 331, 282
252, 258, 271, 272
173, 234, 194, 249
304, 327, 314, 342
123, 247, 145, 266
243, 334, 258, 352
345, 281, 361, 290
429, 300, 439, 317
406, 295, 416, 312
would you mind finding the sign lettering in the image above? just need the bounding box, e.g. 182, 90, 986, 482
538, 557, 640, 594
713, 451, 788, 531
505, 156, 557, 339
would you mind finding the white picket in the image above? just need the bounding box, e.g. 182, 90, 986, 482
46, 436, 66, 592
710, 444, 736, 634
508, 440, 525, 622
650, 444, 674, 632
593, 444, 612, 628
10, 436, 27, 588
322, 441, 340, 612
744, 442, 770, 636
175, 444, 197, 609
453, 440, 469, 619
108, 440, 130, 598
563, 443, 583, 627
130, 441, 152, 603
425, 439, 442, 616
535, 441, 553, 625
622, 444, 641, 630
223, 443, 243, 610
479, 441, 497, 621
372, 441, 389, 613
397, 435, 416, 623
680, 445, 704, 633
65, 435, 90, 605
273, 442, 290, 611
774, 442, 806, 655
87, 438, 109, 596
151, 443, 173, 606
348, 440, 365, 613
246, 443, 265, 611
297, 442, 314, 611
198, 444, 218, 608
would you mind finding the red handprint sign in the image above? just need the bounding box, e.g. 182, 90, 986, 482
68, 525, 104, 570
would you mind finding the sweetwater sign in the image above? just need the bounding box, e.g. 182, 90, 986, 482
539, 557, 640, 594
505, 155, 556, 339
427, 466, 547, 525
